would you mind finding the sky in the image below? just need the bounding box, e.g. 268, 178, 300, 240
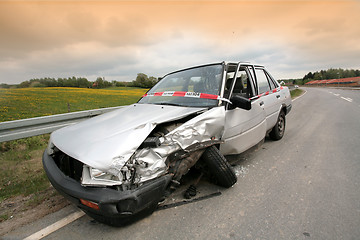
1, 0, 360, 84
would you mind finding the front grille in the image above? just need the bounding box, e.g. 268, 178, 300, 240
53, 151, 83, 182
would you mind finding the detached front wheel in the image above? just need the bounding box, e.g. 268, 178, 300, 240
201, 145, 237, 188
270, 111, 285, 140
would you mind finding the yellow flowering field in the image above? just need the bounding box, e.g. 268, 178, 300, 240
0, 87, 148, 122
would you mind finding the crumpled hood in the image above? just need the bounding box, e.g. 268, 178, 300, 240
51, 103, 206, 171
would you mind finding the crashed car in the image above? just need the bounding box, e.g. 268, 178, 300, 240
43, 62, 292, 226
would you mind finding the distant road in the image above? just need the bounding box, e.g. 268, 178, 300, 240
6, 87, 360, 240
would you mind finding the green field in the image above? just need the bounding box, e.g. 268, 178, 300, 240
290, 88, 304, 99
0, 87, 148, 221
0, 87, 148, 122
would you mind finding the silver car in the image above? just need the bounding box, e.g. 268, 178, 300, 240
43, 62, 292, 225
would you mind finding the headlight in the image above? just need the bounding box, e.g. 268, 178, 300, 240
46, 138, 55, 155
90, 168, 119, 181
81, 165, 123, 186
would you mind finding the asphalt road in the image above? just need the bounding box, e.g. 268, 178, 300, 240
7, 87, 360, 239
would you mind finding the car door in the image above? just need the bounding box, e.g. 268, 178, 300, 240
220, 64, 267, 155
254, 68, 280, 131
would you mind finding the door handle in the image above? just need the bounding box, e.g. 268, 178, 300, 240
276, 95, 280, 98
259, 101, 264, 106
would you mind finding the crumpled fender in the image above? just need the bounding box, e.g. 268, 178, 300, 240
50, 104, 206, 172
132, 106, 226, 183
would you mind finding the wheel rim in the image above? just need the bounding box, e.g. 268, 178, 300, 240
278, 116, 284, 136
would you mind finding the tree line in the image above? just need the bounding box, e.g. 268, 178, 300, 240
0, 73, 159, 89
303, 68, 360, 81
281, 68, 360, 85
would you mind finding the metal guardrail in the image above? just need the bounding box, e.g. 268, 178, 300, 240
0, 106, 125, 143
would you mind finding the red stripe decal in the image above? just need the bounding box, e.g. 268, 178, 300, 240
173, 91, 186, 97
142, 91, 225, 101
200, 93, 218, 100
154, 92, 164, 96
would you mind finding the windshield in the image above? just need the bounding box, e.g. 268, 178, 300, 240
138, 64, 223, 107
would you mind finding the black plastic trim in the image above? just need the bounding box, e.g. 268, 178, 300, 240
286, 104, 292, 115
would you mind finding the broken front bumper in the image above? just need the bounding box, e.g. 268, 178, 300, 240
42, 151, 172, 218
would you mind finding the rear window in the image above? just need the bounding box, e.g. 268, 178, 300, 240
255, 69, 271, 93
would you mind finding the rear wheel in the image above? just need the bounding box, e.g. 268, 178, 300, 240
270, 111, 285, 140
201, 145, 237, 188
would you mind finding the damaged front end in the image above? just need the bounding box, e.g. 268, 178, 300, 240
43, 104, 226, 225
79, 105, 226, 189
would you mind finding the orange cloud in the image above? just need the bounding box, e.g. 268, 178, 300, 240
0, 1, 359, 83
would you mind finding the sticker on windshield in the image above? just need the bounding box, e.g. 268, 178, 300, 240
162, 91, 174, 96
185, 92, 200, 97
142, 91, 230, 103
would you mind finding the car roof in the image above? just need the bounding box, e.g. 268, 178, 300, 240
224, 61, 265, 68
163, 61, 265, 78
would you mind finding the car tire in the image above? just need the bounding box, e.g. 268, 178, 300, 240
269, 111, 285, 140
201, 145, 237, 188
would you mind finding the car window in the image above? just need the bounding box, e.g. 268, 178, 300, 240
268, 75, 277, 89
246, 66, 257, 93
224, 66, 254, 100
223, 64, 237, 99
231, 69, 253, 98
265, 71, 279, 89
255, 69, 271, 93
138, 64, 223, 107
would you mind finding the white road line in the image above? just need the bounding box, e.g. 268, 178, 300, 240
23, 211, 85, 240
331, 92, 353, 103
341, 97, 353, 103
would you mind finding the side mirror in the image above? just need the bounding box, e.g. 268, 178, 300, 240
230, 95, 251, 110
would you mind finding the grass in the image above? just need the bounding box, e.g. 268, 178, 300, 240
0, 87, 148, 122
0, 135, 50, 202
0, 214, 9, 222
290, 88, 304, 99
0, 86, 148, 209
